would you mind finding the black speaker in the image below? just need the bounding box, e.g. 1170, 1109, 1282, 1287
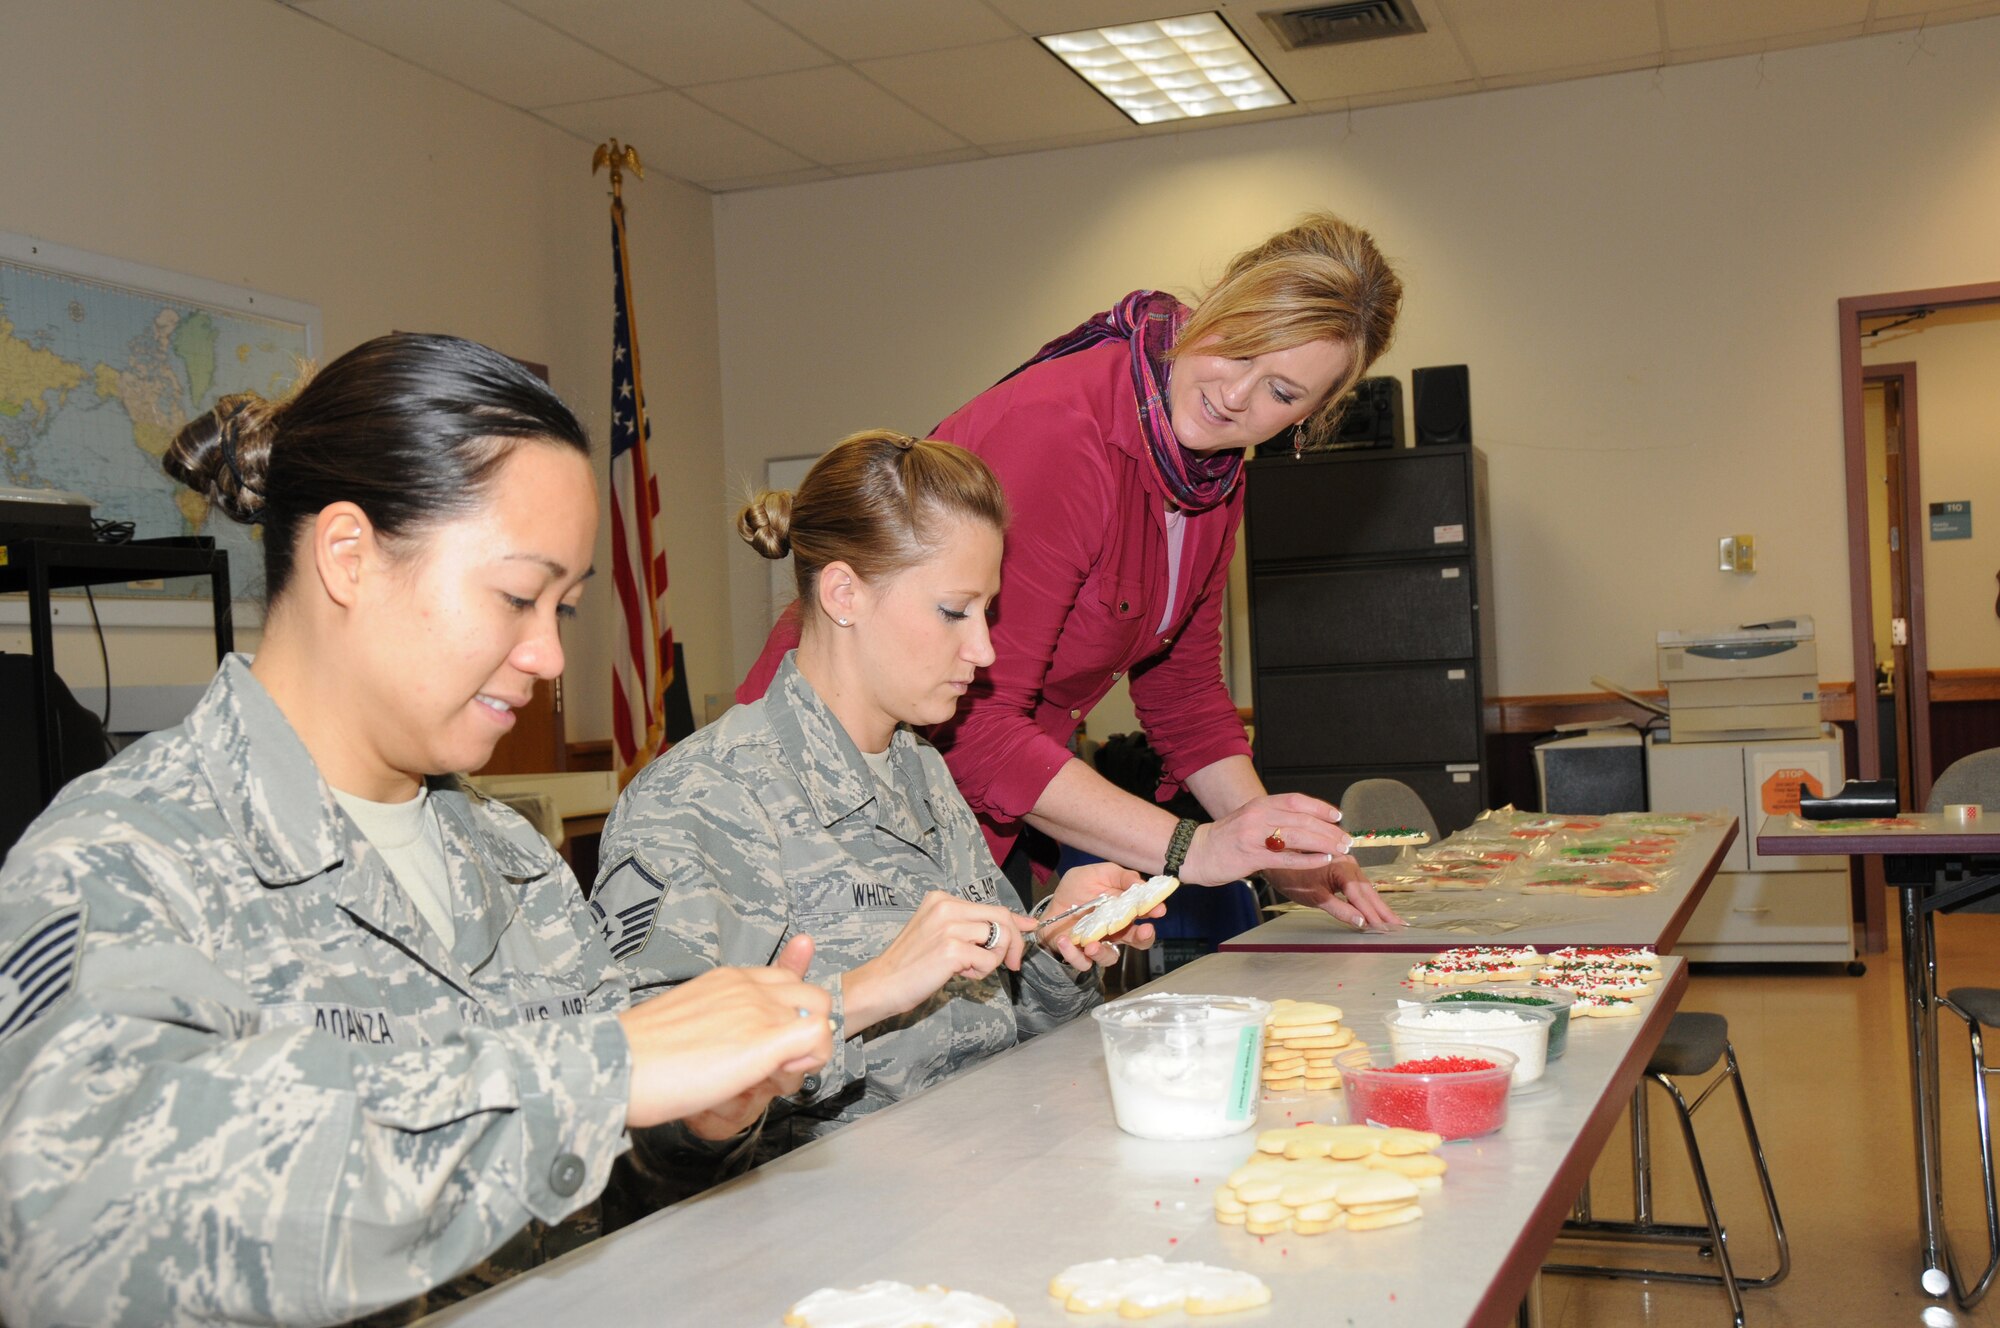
1412, 364, 1471, 446
1331, 375, 1404, 448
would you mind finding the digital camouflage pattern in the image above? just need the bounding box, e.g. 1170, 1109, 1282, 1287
595, 652, 1098, 1162
0, 657, 633, 1327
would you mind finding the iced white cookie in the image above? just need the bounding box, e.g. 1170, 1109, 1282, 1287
784, 1281, 1014, 1328
1048, 1255, 1270, 1317
1065, 874, 1180, 945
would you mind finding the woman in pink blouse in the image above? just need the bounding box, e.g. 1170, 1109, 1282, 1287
740, 214, 1406, 927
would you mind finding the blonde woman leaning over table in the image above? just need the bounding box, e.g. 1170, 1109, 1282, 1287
594, 431, 1160, 1186
0, 335, 833, 1328
738, 213, 1407, 930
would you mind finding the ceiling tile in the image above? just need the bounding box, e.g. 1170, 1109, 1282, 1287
538, 89, 812, 185
685, 65, 970, 165
1870, 0, 2000, 21
750, 0, 1019, 60
506, 0, 831, 86
1479, 52, 1664, 91
293, 0, 657, 106
980, 0, 1188, 34
831, 147, 988, 176
1663, 0, 1872, 50
1438, 0, 1660, 78
857, 39, 1129, 145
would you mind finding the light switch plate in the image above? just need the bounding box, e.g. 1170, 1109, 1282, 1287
1720, 534, 1756, 573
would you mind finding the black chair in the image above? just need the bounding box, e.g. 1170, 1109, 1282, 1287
1546, 1012, 1790, 1327
1926, 748, 2000, 1305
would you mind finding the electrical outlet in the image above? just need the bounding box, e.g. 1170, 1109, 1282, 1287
1719, 535, 1756, 574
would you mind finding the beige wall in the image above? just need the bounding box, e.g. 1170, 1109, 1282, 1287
714, 16, 2000, 713
0, 0, 729, 746
1864, 305, 2000, 673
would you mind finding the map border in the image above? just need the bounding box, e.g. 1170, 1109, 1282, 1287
0, 230, 322, 628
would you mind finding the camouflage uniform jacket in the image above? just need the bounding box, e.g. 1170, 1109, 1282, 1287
0, 656, 633, 1328
595, 652, 1099, 1155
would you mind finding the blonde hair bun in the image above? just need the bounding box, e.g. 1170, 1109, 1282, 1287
737, 489, 795, 560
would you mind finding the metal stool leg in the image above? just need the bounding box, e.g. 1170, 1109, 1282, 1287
1547, 1039, 1788, 1325
1938, 998, 2000, 1308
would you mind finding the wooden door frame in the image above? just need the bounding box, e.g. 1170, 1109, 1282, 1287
1862, 362, 1935, 810
1839, 280, 2000, 954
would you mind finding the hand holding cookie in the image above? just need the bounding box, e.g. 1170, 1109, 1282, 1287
841, 891, 1035, 1032
1041, 864, 1163, 971
617, 934, 835, 1130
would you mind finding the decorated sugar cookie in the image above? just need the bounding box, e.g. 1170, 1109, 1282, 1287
1346, 826, 1432, 848
1547, 945, 1661, 971
1063, 874, 1179, 945
1571, 991, 1646, 1018
784, 1281, 1014, 1328
1047, 1256, 1270, 1317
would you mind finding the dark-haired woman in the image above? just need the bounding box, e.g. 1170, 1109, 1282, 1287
742, 214, 1408, 928
0, 334, 833, 1328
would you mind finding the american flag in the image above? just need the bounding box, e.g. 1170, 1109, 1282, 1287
608, 200, 673, 785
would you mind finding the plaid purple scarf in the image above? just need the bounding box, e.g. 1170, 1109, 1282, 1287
996, 289, 1243, 514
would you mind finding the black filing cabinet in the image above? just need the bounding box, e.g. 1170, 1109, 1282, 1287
1243, 444, 1494, 832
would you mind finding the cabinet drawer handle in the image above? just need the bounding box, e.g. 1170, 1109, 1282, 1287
1733, 906, 1771, 915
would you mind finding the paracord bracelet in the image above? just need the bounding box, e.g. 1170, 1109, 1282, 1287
1162, 817, 1200, 878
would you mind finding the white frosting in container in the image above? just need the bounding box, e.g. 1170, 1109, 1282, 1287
1385, 1004, 1552, 1085
1093, 994, 1269, 1140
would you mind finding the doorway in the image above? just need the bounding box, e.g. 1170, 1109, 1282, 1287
1839, 282, 2000, 953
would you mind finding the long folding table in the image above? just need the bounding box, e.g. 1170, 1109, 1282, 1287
421, 950, 1687, 1328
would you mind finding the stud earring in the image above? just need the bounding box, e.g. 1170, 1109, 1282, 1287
836, 617, 850, 626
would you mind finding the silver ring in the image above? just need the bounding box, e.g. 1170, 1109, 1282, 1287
1100, 942, 1121, 962
979, 920, 1002, 950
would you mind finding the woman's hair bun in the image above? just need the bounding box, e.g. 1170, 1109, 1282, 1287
736, 489, 794, 560
162, 392, 279, 525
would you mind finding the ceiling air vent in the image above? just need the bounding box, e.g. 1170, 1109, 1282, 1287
1259, 0, 1426, 51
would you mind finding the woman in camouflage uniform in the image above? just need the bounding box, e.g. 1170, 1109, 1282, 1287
0, 335, 833, 1327
596, 431, 1159, 1173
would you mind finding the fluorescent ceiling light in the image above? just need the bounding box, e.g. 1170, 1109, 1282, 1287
1039, 12, 1291, 125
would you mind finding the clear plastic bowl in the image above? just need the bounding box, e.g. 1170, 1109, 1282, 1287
1092, 993, 1270, 1140
1388, 1000, 1555, 1086
1337, 1043, 1517, 1139
1429, 983, 1574, 1060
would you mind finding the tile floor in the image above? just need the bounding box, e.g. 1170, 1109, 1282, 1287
1538, 912, 2000, 1327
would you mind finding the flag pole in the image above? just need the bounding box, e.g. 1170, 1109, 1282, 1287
596, 139, 672, 788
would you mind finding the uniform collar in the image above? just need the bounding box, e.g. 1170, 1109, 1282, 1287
766, 653, 938, 847
191, 654, 555, 922
189, 654, 347, 886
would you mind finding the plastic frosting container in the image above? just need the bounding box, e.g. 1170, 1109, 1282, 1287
1092, 994, 1270, 1140
1385, 1001, 1554, 1086
1428, 983, 1574, 1060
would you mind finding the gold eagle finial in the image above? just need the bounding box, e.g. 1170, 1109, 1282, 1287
591, 139, 644, 200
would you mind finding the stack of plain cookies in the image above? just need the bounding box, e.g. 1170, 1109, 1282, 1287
1261, 999, 1357, 1094
1215, 1125, 1445, 1235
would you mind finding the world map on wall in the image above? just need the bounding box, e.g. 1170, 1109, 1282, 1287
0, 257, 312, 600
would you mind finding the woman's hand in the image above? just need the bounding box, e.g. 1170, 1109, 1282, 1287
1179, 792, 1354, 886
1264, 856, 1405, 929
1041, 861, 1159, 972
618, 934, 835, 1131
840, 891, 1036, 1033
